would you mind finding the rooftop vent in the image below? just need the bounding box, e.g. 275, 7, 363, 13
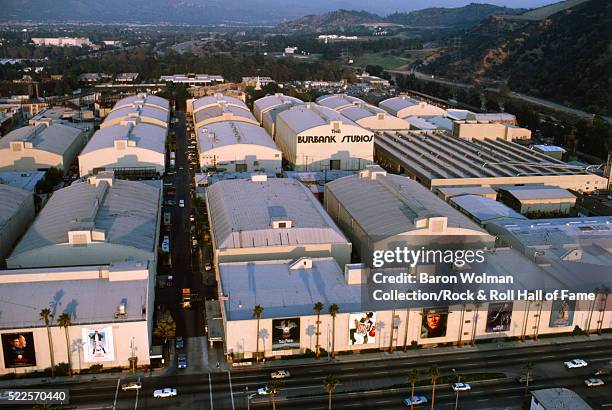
290, 257, 312, 270
251, 174, 267, 182
271, 219, 292, 229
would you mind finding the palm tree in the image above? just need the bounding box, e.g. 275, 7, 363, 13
457, 303, 466, 346
323, 374, 339, 410
408, 369, 420, 410
57, 313, 72, 376
39, 308, 55, 377
522, 361, 533, 395
314, 302, 324, 359
428, 364, 440, 410
597, 286, 610, 334
470, 301, 481, 345
402, 295, 412, 352
266, 381, 281, 410
328, 304, 339, 358
586, 287, 600, 335
252, 305, 264, 363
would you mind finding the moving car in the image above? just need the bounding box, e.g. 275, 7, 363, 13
564, 359, 588, 369
179, 199, 185, 208
271, 370, 290, 379
153, 388, 177, 398
257, 387, 272, 395
177, 354, 187, 369
205, 262, 212, 271
122, 382, 142, 391
593, 368, 610, 376
403, 396, 428, 406
451, 382, 471, 392
584, 378, 604, 387
175, 336, 184, 349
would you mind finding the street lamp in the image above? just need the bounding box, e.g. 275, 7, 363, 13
452, 368, 461, 410
245, 387, 256, 410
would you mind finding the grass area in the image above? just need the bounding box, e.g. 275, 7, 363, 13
353, 49, 437, 70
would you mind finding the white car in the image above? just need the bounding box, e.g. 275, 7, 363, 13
271, 370, 290, 379
565, 359, 588, 369
179, 199, 185, 208
451, 382, 471, 392
257, 387, 272, 395
403, 396, 428, 406
153, 388, 177, 398
584, 378, 604, 387
122, 382, 142, 391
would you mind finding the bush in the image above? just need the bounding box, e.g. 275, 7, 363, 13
54, 362, 70, 377
573, 325, 583, 336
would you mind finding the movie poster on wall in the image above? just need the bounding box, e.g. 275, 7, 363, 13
420, 308, 448, 338
272, 318, 300, 350
348, 312, 376, 345
82, 327, 115, 362
486, 302, 513, 332
549, 300, 576, 327
1, 332, 37, 367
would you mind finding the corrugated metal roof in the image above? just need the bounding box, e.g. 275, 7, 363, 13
197, 121, 279, 152
113, 93, 169, 112
80, 123, 166, 155
0, 122, 82, 155
326, 170, 488, 238
278, 103, 359, 135
315, 94, 364, 110
207, 178, 348, 249
0, 184, 31, 231
11, 178, 160, 256
450, 195, 527, 223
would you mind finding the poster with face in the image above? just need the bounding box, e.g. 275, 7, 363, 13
272, 318, 300, 350
348, 312, 376, 345
549, 300, 575, 327
485, 302, 513, 332
82, 327, 114, 362
421, 308, 448, 339
1, 332, 36, 367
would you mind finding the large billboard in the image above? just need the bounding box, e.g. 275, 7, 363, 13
485, 302, 513, 332
272, 318, 300, 351
421, 308, 448, 339
549, 300, 575, 328
348, 312, 376, 345
82, 327, 115, 362
1, 332, 36, 368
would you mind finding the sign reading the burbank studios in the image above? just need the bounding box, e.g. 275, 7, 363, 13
297, 135, 373, 144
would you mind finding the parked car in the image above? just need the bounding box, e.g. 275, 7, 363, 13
165, 275, 173, 287
177, 354, 187, 369
122, 382, 142, 391
403, 396, 428, 406
565, 359, 588, 369
271, 370, 290, 379
584, 378, 604, 387
153, 388, 177, 398
179, 199, 185, 208
451, 382, 471, 392
594, 368, 610, 376
205, 262, 212, 271
175, 336, 184, 349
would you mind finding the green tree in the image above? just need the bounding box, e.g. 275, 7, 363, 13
428, 364, 440, 410
328, 304, 339, 358
252, 305, 264, 363
323, 374, 339, 410
408, 369, 420, 410
153, 311, 176, 345
57, 313, 72, 376
39, 308, 55, 377
314, 302, 324, 359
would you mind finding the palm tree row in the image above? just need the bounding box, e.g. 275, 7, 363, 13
39, 308, 73, 377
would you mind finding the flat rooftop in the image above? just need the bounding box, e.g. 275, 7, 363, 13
0, 122, 82, 155
531, 388, 593, 410
0, 171, 46, 192
197, 121, 278, 152
206, 177, 348, 249
450, 194, 527, 224
498, 185, 576, 201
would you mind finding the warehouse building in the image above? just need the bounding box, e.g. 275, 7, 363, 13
435, 186, 498, 201
497, 185, 576, 215
275, 103, 374, 171
253, 94, 303, 124
197, 121, 282, 173
338, 103, 410, 131
112, 93, 170, 113
325, 166, 495, 265
530, 388, 593, 410
78, 121, 166, 177
190, 94, 258, 129
0, 184, 35, 265
206, 176, 351, 268
0, 171, 46, 193
532, 145, 566, 161
449, 194, 527, 226
0, 261, 155, 375
446, 110, 517, 125
452, 121, 532, 141
315, 94, 364, 111
7, 173, 161, 269
379, 95, 446, 118
160, 74, 224, 85
102, 104, 169, 129
0, 120, 87, 172
374, 130, 607, 193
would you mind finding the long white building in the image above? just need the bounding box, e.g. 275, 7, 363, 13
275, 103, 374, 171
112, 93, 170, 113
190, 94, 257, 129
315, 94, 364, 111
197, 121, 282, 173
379, 95, 446, 118
0, 184, 35, 264
102, 104, 169, 129
253, 94, 303, 137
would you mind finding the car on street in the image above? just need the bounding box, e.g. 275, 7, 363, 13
516, 375, 534, 383
165, 275, 173, 287
175, 336, 184, 349
205, 262, 212, 271
584, 378, 604, 387
179, 199, 185, 208
153, 388, 177, 398
257, 387, 272, 395
403, 396, 428, 406
122, 382, 142, 391
593, 368, 610, 376
177, 354, 187, 369
451, 382, 471, 392
564, 359, 588, 368
271, 370, 290, 379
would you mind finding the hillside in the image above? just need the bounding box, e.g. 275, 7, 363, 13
276, 10, 383, 33
386, 3, 524, 28
422, 0, 610, 116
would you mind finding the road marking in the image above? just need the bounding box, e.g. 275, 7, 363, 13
342, 404, 360, 407
375, 400, 393, 404
134, 376, 140, 410
541, 355, 555, 358
477, 399, 489, 402
373, 371, 388, 375
209, 373, 214, 410
228, 371, 235, 410
601, 404, 612, 407
112, 378, 120, 410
